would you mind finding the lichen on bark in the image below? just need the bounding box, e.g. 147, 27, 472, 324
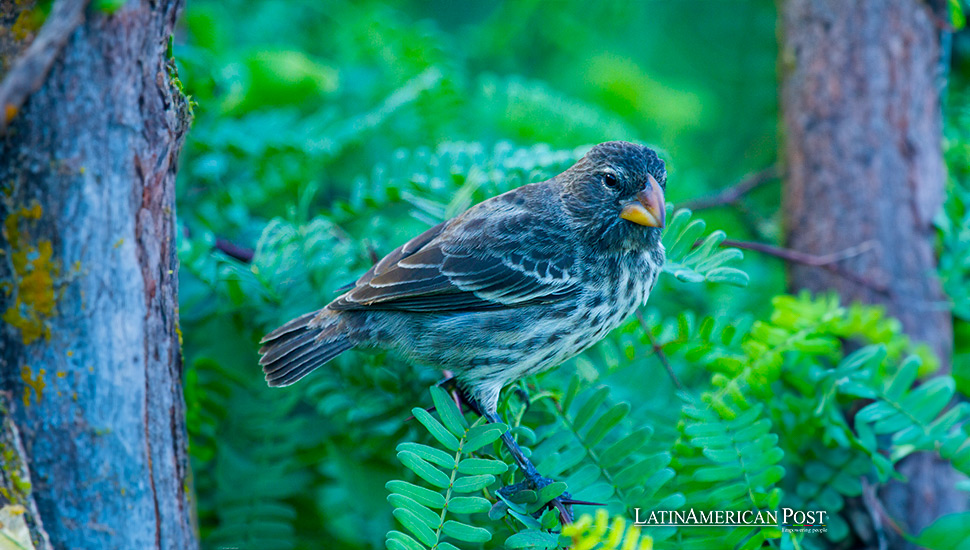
0, 199, 60, 345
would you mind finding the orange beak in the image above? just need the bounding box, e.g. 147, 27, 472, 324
619, 174, 665, 228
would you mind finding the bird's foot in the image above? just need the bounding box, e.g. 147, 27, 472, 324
497, 474, 586, 524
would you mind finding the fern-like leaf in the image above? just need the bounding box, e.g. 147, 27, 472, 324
855, 354, 970, 477
519, 379, 681, 521
672, 402, 784, 550
661, 206, 748, 287
386, 387, 508, 550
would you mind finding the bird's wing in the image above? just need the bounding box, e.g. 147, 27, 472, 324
330, 211, 578, 312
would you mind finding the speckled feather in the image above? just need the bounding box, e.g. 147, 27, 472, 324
259, 141, 667, 413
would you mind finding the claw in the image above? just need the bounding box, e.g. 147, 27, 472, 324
559, 498, 602, 507
552, 499, 573, 524
497, 475, 579, 524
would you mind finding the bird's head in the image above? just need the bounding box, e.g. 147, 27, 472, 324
560, 141, 667, 251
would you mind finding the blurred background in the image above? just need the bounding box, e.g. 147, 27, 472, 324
170, 1, 970, 548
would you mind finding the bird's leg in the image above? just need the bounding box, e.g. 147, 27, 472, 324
451, 390, 576, 524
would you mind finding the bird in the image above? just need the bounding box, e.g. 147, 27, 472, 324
259, 140, 666, 519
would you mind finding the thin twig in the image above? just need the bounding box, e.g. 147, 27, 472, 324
721, 238, 891, 296
214, 238, 255, 263
367, 245, 380, 265
681, 166, 780, 211
862, 478, 904, 543
635, 309, 682, 390
0, 0, 91, 135
722, 238, 876, 267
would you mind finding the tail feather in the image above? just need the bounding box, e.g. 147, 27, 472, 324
258, 330, 318, 365
266, 341, 352, 386
259, 309, 355, 387
261, 339, 322, 377
260, 310, 318, 344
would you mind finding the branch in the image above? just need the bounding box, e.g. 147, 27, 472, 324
0, 0, 90, 135
722, 238, 876, 267
722, 238, 890, 296
862, 478, 905, 542
681, 166, 779, 211
861, 479, 890, 550
214, 237, 254, 263
635, 309, 682, 390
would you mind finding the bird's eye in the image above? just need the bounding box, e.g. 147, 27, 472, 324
603, 173, 618, 188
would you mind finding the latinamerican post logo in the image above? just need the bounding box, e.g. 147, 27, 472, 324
634, 508, 828, 534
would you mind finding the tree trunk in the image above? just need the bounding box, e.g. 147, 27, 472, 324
780, 0, 963, 547
0, 1, 196, 549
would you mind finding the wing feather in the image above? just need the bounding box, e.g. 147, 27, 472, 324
330, 209, 577, 312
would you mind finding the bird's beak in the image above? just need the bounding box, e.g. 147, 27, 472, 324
619, 174, 665, 228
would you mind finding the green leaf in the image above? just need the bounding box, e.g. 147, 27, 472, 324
705, 266, 749, 286
600, 426, 653, 468
387, 494, 442, 529
950, 0, 966, 30
430, 386, 469, 437
612, 452, 670, 488
582, 402, 630, 447
660, 207, 748, 285
886, 358, 920, 401
505, 530, 562, 548
393, 508, 437, 547
451, 474, 496, 493
385, 531, 427, 550
914, 512, 970, 550
93, 0, 127, 14
572, 386, 609, 431
464, 423, 507, 452
386, 481, 447, 509
536, 481, 568, 504
694, 464, 742, 482
447, 496, 492, 514
457, 457, 508, 475
412, 407, 460, 451
441, 520, 492, 543
397, 442, 456, 468
397, 451, 451, 488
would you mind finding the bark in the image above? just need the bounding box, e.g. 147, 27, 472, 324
780, 0, 963, 547
0, 1, 195, 549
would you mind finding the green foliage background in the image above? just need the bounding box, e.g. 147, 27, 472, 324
173, 1, 970, 549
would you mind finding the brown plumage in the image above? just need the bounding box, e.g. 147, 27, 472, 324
260, 141, 666, 413
259, 140, 668, 519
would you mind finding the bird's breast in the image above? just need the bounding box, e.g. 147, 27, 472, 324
566, 249, 660, 345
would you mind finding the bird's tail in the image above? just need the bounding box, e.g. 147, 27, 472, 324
258, 308, 355, 387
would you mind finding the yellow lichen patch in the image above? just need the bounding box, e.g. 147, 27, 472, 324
20, 366, 45, 407
2, 202, 61, 345
4, 103, 18, 124
175, 319, 183, 347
